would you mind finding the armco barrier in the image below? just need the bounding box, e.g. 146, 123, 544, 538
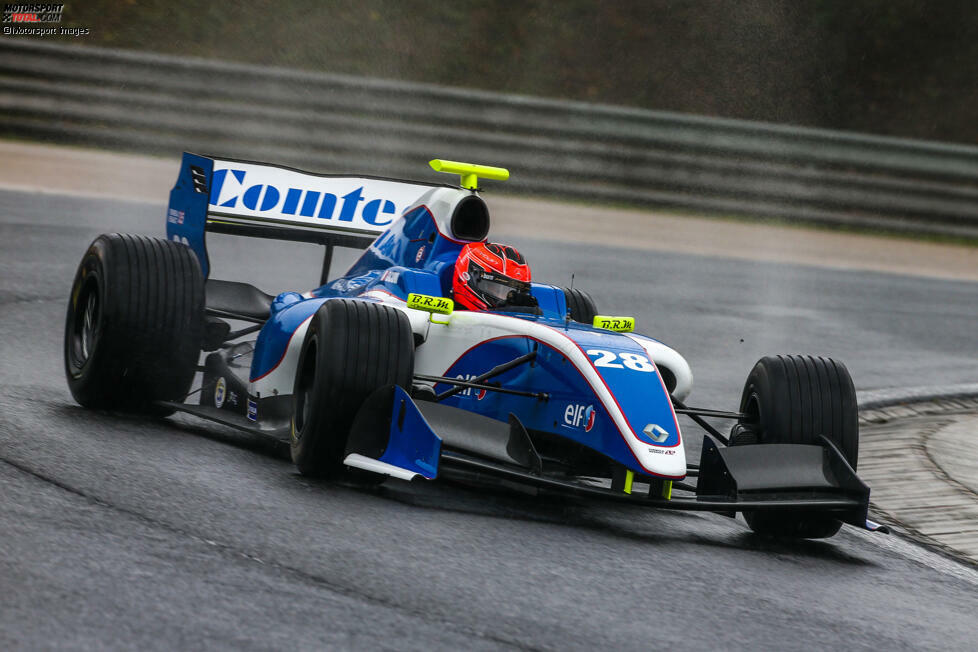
2, 39, 978, 237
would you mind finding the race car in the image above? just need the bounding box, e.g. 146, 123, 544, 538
64, 154, 886, 540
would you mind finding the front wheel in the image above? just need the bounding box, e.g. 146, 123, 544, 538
733, 354, 859, 539
290, 299, 414, 478
562, 287, 598, 323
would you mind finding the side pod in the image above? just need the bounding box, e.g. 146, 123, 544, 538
696, 435, 871, 527
344, 385, 442, 481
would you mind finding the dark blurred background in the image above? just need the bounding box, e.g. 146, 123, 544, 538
55, 0, 978, 144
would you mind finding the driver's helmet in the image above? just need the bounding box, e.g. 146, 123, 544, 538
452, 242, 532, 310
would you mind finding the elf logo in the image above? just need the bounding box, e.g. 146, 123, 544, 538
564, 403, 596, 432
455, 374, 486, 399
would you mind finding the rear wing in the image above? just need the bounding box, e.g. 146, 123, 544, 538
166, 153, 444, 281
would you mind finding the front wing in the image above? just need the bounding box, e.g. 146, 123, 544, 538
340, 385, 885, 532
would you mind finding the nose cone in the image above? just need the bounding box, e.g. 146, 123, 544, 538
631, 430, 687, 478
561, 328, 686, 478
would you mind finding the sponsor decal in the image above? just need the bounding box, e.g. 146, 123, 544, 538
247, 399, 258, 422
647, 447, 677, 455
340, 277, 367, 292
167, 207, 185, 225
415, 245, 425, 263
564, 403, 596, 432
227, 390, 238, 407
643, 423, 669, 443
382, 269, 400, 284
208, 163, 429, 231
214, 377, 227, 409
454, 374, 486, 400
406, 293, 453, 314
592, 315, 635, 333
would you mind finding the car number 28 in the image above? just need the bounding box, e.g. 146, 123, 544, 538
586, 349, 655, 372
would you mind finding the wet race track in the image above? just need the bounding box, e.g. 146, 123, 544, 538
2, 188, 978, 650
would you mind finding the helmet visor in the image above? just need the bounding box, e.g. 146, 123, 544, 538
468, 262, 530, 306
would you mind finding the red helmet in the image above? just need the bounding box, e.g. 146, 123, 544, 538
453, 242, 532, 311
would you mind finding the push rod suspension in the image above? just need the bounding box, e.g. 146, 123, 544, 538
430, 351, 539, 401
672, 397, 731, 446
224, 323, 264, 341
673, 407, 748, 419
414, 374, 549, 400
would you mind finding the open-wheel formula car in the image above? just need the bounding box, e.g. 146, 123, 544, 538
64, 154, 887, 540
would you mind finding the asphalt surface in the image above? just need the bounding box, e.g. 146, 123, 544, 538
2, 188, 978, 650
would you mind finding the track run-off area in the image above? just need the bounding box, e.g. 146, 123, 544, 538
1, 141, 977, 650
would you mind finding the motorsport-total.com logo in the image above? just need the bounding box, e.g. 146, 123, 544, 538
3, 3, 89, 36
3, 3, 62, 22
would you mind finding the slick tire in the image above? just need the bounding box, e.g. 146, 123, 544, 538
562, 287, 598, 323
734, 354, 858, 539
64, 233, 205, 414
291, 299, 414, 478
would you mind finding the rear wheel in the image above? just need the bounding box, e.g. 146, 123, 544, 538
291, 299, 414, 478
734, 354, 858, 539
562, 287, 598, 323
64, 233, 204, 413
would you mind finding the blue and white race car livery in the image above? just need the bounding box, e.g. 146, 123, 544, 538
64, 154, 887, 541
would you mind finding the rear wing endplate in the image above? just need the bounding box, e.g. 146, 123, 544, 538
166, 153, 440, 280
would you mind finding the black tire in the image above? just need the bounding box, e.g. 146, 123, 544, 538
291, 299, 414, 478
735, 354, 859, 539
64, 233, 204, 413
562, 287, 598, 323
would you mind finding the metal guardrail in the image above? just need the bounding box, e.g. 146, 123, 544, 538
2, 39, 978, 237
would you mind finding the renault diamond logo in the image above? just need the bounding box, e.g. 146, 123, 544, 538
644, 423, 669, 443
